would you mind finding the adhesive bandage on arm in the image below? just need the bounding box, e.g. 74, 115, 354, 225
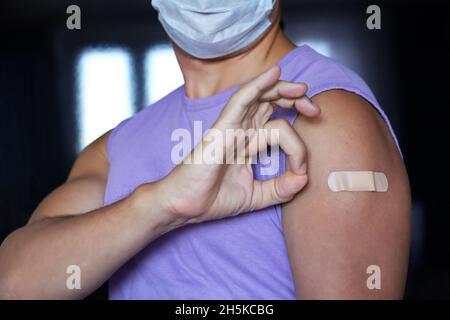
328, 171, 388, 192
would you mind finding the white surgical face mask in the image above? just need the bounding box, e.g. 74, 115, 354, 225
151, 0, 275, 59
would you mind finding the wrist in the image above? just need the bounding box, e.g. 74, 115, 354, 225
129, 181, 188, 236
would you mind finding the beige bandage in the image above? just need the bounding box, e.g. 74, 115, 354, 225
328, 171, 388, 192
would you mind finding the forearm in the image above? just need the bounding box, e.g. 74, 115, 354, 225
0, 183, 181, 299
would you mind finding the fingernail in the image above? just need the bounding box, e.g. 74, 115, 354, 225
309, 102, 319, 110
297, 163, 307, 175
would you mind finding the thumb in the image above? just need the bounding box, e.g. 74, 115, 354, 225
251, 171, 308, 210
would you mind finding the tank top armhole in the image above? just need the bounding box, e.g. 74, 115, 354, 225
288, 84, 403, 157
107, 118, 131, 165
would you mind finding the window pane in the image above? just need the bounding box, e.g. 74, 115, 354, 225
145, 44, 184, 106
297, 39, 332, 57
76, 48, 134, 150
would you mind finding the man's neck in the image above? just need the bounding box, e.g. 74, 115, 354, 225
175, 27, 296, 99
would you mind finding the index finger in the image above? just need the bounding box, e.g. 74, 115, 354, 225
260, 81, 321, 117
228, 65, 281, 111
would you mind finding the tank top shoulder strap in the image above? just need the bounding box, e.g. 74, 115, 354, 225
275, 45, 401, 155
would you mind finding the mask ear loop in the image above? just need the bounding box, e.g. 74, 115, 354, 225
328, 171, 388, 192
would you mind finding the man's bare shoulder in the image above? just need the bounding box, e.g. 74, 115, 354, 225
67, 131, 111, 182
28, 131, 111, 223
294, 89, 401, 170
290, 88, 409, 206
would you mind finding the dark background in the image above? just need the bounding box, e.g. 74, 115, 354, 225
0, 0, 449, 299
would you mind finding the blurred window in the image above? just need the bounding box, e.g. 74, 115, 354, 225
76, 48, 135, 150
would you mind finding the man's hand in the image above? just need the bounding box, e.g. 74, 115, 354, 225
151, 65, 320, 224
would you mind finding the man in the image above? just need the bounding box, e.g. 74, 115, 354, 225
0, 0, 411, 299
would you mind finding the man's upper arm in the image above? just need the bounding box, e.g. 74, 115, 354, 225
282, 90, 411, 299
28, 131, 111, 224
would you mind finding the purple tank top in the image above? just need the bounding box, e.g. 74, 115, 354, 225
105, 45, 399, 299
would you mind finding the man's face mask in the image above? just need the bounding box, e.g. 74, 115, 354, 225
151, 0, 275, 59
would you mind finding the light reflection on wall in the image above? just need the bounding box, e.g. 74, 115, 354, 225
297, 39, 332, 58
76, 48, 135, 150
144, 44, 184, 106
